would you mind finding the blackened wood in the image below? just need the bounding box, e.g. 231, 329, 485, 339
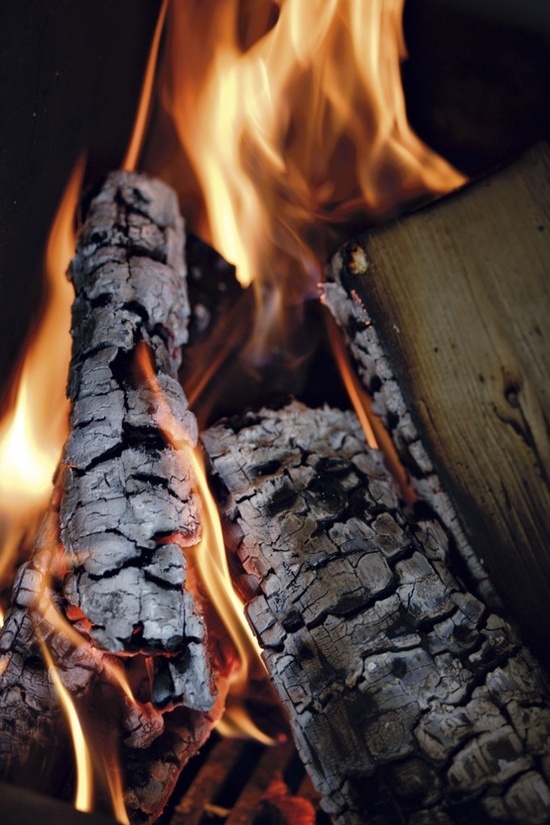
0, 499, 164, 785
0, 479, 230, 825
123, 687, 230, 825
323, 143, 550, 657
60, 171, 215, 711
0, 173, 231, 824
203, 402, 550, 825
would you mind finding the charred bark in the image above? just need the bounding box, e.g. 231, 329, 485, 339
203, 402, 550, 825
0, 172, 229, 822
0, 495, 230, 823
60, 170, 214, 709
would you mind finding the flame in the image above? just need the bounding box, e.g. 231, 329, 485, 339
122, 0, 169, 173
0, 160, 83, 590
103, 754, 131, 825
161, 0, 466, 353
37, 632, 93, 814
135, 343, 270, 740
326, 313, 415, 503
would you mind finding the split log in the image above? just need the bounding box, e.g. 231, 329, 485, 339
203, 401, 550, 825
0, 172, 230, 822
323, 142, 550, 657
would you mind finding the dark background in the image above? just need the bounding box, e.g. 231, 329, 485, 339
0, 0, 548, 400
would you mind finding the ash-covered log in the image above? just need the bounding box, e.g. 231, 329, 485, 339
0, 172, 230, 823
323, 143, 550, 656
203, 402, 550, 824
60, 171, 215, 710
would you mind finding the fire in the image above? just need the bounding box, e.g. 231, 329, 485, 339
0, 0, 470, 816
325, 312, 415, 503
134, 343, 270, 740
122, 0, 170, 172
0, 160, 83, 595
37, 632, 93, 814
161, 0, 466, 353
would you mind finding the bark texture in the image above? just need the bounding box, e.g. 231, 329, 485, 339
0, 172, 229, 823
0, 499, 230, 823
323, 144, 550, 653
203, 402, 550, 825
60, 171, 214, 710
323, 268, 491, 605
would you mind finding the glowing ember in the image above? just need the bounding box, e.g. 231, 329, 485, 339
0, 0, 470, 816
135, 342, 270, 740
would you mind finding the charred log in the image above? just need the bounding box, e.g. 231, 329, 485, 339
203, 402, 550, 825
60, 170, 214, 709
0, 172, 229, 822
0, 494, 230, 823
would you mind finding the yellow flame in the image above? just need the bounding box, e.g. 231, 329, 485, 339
161, 0, 466, 353
217, 705, 277, 746
104, 755, 131, 825
135, 343, 269, 740
38, 633, 93, 813
0, 159, 83, 587
326, 314, 415, 503
122, 0, 169, 173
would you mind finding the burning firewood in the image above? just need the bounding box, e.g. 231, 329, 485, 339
59, 171, 216, 708
203, 401, 550, 824
0, 171, 231, 822
323, 143, 550, 658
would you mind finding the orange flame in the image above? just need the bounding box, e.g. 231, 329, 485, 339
122, 0, 169, 173
326, 313, 415, 503
37, 632, 94, 814
161, 0, 466, 353
0, 159, 83, 592
135, 343, 270, 741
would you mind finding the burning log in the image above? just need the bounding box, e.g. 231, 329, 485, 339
59, 171, 215, 708
203, 401, 550, 824
323, 142, 550, 657
0, 494, 229, 822
0, 171, 231, 821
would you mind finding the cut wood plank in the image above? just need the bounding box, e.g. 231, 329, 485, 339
324, 142, 550, 656
203, 401, 550, 825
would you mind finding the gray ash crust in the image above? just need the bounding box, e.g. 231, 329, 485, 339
203, 401, 550, 825
59, 171, 215, 711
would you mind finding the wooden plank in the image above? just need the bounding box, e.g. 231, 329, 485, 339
325, 142, 550, 655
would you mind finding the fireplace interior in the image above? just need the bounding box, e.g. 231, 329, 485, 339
0, 1, 549, 824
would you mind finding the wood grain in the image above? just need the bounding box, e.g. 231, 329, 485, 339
325, 143, 550, 655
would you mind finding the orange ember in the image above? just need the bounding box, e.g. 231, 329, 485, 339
135, 342, 271, 741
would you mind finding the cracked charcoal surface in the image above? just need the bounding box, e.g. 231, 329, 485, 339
323, 248, 497, 609
203, 402, 550, 824
0, 508, 163, 778
58, 172, 215, 712
0, 174, 228, 823
0, 507, 230, 825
